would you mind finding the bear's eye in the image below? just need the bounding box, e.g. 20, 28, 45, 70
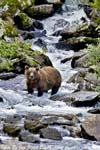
36, 68, 39, 71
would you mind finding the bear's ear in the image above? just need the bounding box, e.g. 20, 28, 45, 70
25, 65, 29, 70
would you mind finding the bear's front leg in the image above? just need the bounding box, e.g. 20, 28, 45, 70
27, 83, 34, 94
37, 88, 43, 97
28, 87, 34, 94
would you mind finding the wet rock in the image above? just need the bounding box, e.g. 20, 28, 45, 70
32, 19, 43, 30
81, 114, 100, 141
24, 120, 47, 134
0, 88, 23, 105
60, 22, 99, 50
72, 91, 100, 107
33, 54, 53, 67
19, 30, 46, 40
35, 0, 63, 10
40, 127, 62, 140
67, 72, 84, 84
13, 53, 53, 73
34, 38, 47, 49
3, 114, 23, 124
63, 125, 81, 138
85, 73, 100, 87
14, 13, 33, 31
78, 3, 93, 19
14, 13, 44, 31
51, 91, 100, 107
62, 36, 97, 51
25, 113, 42, 120
19, 130, 40, 143
25, 4, 54, 19
71, 50, 89, 68
0, 72, 17, 80
72, 53, 89, 68
45, 0, 62, 4
61, 22, 99, 39
3, 124, 21, 137
75, 68, 89, 74
40, 116, 74, 126
61, 55, 73, 63
88, 108, 100, 114
67, 69, 98, 91
53, 19, 70, 33
50, 93, 75, 106
0, 97, 3, 102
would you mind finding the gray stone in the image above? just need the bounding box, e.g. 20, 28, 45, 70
40, 127, 62, 140
72, 91, 99, 107
51, 91, 100, 107
25, 4, 54, 19
19, 130, 40, 143
40, 116, 74, 125
81, 114, 100, 140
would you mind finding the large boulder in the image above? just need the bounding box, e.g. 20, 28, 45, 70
81, 114, 100, 141
25, 4, 54, 19
35, 0, 64, 9
19, 130, 40, 143
59, 22, 99, 50
24, 120, 47, 134
61, 36, 98, 51
61, 22, 100, 39
40, 127, 62, 140
14, 13, 43, 31
3, 123, 21, 137
51, 91, 100, 107
71, 91, 99, 107
71, 50, 89, 68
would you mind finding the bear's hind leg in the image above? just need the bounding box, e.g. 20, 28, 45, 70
51, 86, 59, 95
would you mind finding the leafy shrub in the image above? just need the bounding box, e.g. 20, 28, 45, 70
87, 41, 100, 77
0, 40, 40, 72
85, 0, 100, 9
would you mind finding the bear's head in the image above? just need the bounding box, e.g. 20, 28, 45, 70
25, 66, 40, 81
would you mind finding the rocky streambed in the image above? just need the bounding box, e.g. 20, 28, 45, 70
0, 0, 100, 150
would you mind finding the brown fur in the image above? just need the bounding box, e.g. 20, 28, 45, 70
25, 66, 62, 96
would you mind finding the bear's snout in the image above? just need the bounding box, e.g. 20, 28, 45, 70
29, 72, 35, 80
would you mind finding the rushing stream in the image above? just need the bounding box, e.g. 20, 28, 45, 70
0, 0, 100, 149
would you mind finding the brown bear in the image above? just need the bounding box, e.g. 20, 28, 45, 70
24, 66, 62, 96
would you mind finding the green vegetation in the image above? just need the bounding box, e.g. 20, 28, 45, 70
86, 41, 100, 77
0, 0, 35, 17
0, 18, 18, 37
4, 21, 18, 37
17, 13, 31, 28
85, 0, 100, 9
84, 0, 100, 24
0, 40, 40, 72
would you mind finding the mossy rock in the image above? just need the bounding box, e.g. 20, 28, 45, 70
14, 12, 32, 30
25, 4, 54, 19
24, 120, 47, 134
0, 0, 35, 17
3, 123, 21, 137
